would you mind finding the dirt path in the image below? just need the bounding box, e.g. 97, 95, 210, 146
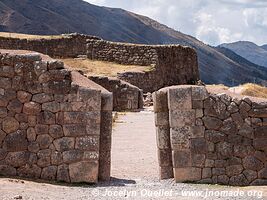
111, 109, 158, 181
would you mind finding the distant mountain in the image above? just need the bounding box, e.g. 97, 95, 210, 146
261, 45, 267, 51
220, 41, 267, 68
0, 0, 267, 86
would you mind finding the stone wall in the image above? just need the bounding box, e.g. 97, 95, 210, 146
153, 85, 267, 186
87, 39, 199, 93
89, 76, 143, 111
0, 34, 100, 58
0, 52, 112, 183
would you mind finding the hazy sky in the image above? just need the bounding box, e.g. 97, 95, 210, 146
85, 0, 267, 46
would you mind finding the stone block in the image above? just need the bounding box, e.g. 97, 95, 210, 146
217, 175, 229, 185
156, 126, 171, 149
3, 130, 28, 152
37, 149, 51, 167
153, 89, 168, 113
190, 138, 208, 154
191, 154, 205, 167
17, 164, 41, 179
191, 86, 208, 100
57, 164, 70, 182
0, 65, 15, 78
170, 127, 191, 150
249, 108, 267, 118
23, 102, 41, 115
63, 124, 87, 137
254, 127, 267, 138
205, 159, 215, 167
0, 148, 7, 160
36, 134, 53, 149
2, 117, 19, 133
243, 170, 257, 183
172, 150, 191, 168
69, 161, 98, 183
169, 110, 195, 128
253, 139, 267, 151
75, 136, 99, 151
243, 156, 264, 171
42, 102, 60, 113
258, 168, 267, 179
49, 125, 63, 139
7, 99, 22, 113
192, 100, 203, 109
216, 142, 232, 157
214, 160, 227, 168
191, 126, 205, 138
32, 93, 53, 104
0, 165, 16, 176
205, 130, 226, 143
154, 112, 169, 126
202, 168, 212, 179
41, 166, 57, 180
28, 142, 40, 153
226, 165, 243, 176
212, 168, 225, 176
174, 167, 201, 182
27, 127, 36, 142
0, 107, 7, 118
229, 174, 249, 186
15, 113, 28, 122
53, 137, 75, 152
202, 116, 223, 130
159, 166, 174, 179
168, 86, 192, 110
35, 124, 49, 135
34, 61, 47, 76
62, 150, 84, 164
5, 151, 30, 167
37, 111, 55, 125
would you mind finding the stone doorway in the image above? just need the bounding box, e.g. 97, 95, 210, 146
111, 108, 158, 181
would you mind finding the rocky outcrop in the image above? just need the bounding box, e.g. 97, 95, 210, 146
153, 85, 267, 186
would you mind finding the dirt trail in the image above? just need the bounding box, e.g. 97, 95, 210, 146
111, 109, 158, 181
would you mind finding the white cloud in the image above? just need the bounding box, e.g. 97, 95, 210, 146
84, 0, 267, 45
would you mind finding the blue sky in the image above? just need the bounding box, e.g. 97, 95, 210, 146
85, 0, 267, 46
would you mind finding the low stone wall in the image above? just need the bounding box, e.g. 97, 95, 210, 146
0, 34, 100, 58
0, 52, 112, 183
87, 40, 199, 93
89, 76, 143, 111
153, 85, 267, 186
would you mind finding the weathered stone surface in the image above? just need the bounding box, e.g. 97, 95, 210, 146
253, 139, 267, 151
0, 130, 6, 145
203, 116, 222, 130
42, 102, 60, 113
243, 156, 264, 171
192, 86, 208, 101
63, 124, 87, 137
233, 145, 254, 158
37, 111, 55, 125
17, 91, 32, 103
156, 127, 170, 149
53, 137, 75, 152
37, 149, 51, 167
202, 168, 211, 178
51, 151, 63, 165
7, 99, 23, 113
35, 124, 49, 135
226, 165, 243, 176
17, 164, 41, 179
36, 134, 53, 149
217, 175, 229, 185
205, 159, 215, 167
0, 107, 7, 118
41, 166, 57, 180
254, 126, 267, 138
238, 123, 254, 139
212, 168, 225, 176
168, 87, 192, 110
0, 148, 7, 160
69, 161, 98, 183
191, 126, 205, 138
174, 167, 201, 182
75, 136, 99, 151
2, 117, 20, 133
220, 118, 237, 135
216, 142, 232, 157
191, 154, 205, 167
258, 167, 267, 179
23, 102, 41, 115
49, 125, 64, 139
15, 113, 28, 122
191, 138, 208, 154
214, 160, 227, 168
169, 110, 195, 128
5, 151, 30, 167
32, 93, 53, 103
227, 102, 239, 113
205, 130, 226, 143
28, 142, 40, 153
250, 179, 267, 186
3, 130, 28, 152
57, 164, 70, 182
231, 112, 244, 128
154, 112, 169, 126
27, 127, 36, 142
158, 149, 172, 167
172, 150, 191, 168
171, 127, 191, 150
229, 174, 249, 186
62, 150, 84, 164
0, 165, 16, 176
243, 170, 257, 183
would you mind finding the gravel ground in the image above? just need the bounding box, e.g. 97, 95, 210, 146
0, 109, 266, 200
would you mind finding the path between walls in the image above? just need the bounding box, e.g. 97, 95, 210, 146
111, 108, 158, 181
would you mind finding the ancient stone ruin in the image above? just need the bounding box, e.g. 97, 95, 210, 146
153, 85, 267, 186
0, 51, 112, 183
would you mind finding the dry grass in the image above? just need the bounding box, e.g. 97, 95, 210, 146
0, 32, 66, 40
61, 58, 151, 77
240, 83, 267, 98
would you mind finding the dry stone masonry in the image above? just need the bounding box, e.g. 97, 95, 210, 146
0, 33, 100, 58
0, 52, 112, 183
153, 85, 267, 186
87, 39, 199, 93
89, 76, 143, 111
